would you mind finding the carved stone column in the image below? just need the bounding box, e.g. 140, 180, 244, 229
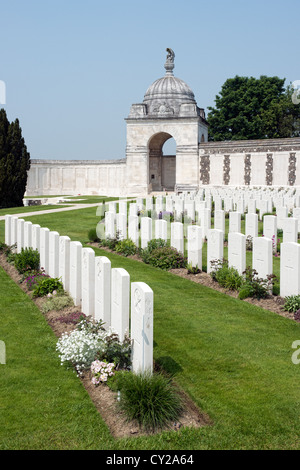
223, 155, 230, 185
288, 152, 296, 186
266, 153, 273, 186
200, 155, 210, 185
244, 154, 251, 185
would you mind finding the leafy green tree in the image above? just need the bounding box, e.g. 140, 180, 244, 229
0, 109, 30, 208
207, 76, 300, 141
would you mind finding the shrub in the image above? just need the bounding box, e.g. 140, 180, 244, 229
88, 228, 100, 242
23, 268, 49, 289
241, 267, 275, 300
146, 238, 168, 253
32, 276, 64, 298
95, 332, 132, 370
56, 318, 109, 375
41, 293, 74, 314
115, 238, 137, 257
145, 246, 187, 270
116, 371, 183, 432
14, 247, 40, 274
210, 259, 243, 290
283, 295, 300, 313
238, 286, 252, 300
223, 267, 243, 290
99, 233, 120, 250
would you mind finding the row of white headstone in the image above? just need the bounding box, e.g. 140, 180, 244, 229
4, 214, 154, 374
103, 206, 300, 299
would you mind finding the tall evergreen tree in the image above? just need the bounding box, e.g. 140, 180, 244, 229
0, 109, 30, 208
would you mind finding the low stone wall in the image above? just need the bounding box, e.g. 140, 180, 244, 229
199, 138, 300, 187
26, 158, 127, 197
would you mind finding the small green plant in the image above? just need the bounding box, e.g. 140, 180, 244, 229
32, 276, 64, 298
283, 295, 300, 313
41, 293, 74, 314
88, 228, 100, 242
96, 332, 132, 370
14, 247, 40, 274
210, 258, 242, 290
116, 371, 183, 432
240, 267, 275, 300
144, 246, 187, 270
187, 263, 201, 274
99, 232, 120, 250
115, 238, 137, 257
223, 267, 243, 290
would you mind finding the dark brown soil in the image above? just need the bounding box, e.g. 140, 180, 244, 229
0, 252, 211, 438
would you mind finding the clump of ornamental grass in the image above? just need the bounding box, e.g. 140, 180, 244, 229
116, 370, 183, 432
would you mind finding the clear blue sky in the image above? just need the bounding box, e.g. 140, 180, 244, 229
0, 0, 299, 160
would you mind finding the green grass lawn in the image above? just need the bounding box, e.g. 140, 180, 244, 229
0, 205, 299, 449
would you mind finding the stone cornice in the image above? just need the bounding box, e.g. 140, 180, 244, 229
199, 137, 300, 154
31, 159, 126, 165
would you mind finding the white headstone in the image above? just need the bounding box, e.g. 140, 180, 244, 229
81, 247, 95, 317
277, 207, 288, 230
280, 242, 300, 297
94, 256, 111, 327
31, 224, 41, 252
119, 201, 127, 215
131, 282, 154, 374
229, 211, 241, 233
245, 213, 258, 238
228, 232, 246, 275
24, 221, 32, 250
252, 237, 273, 280
111, 268, 130, 342
105, 211, 115, 239
155, 219, 167, 242
5, 214, 12, 246
69, 241, 82, 306
171, 221, 184, 254
116, 213, 127, 240
187, 225, 202, 269
141, 217, 152, 249
39, 227, 50, 273
214, 210, 225, 233
48, 231, 60, 278
282, 217, 298, 243
263, 215, 277, 245
59, 235, 71, 292
16, 219, 25, 253
207, 229, 224, 274
128, 215, 139, 247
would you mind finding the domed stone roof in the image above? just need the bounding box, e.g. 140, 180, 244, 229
143, 75, 196, 115
127, 49, 203, 119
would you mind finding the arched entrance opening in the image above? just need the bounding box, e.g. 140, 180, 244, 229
148, 132, 176, 192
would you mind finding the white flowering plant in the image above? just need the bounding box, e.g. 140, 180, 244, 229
56, 317, 132, 380
56, 318, 111, 375
90, 360, 115, 385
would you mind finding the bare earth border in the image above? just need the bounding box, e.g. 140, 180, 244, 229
0, 252, 211, 439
